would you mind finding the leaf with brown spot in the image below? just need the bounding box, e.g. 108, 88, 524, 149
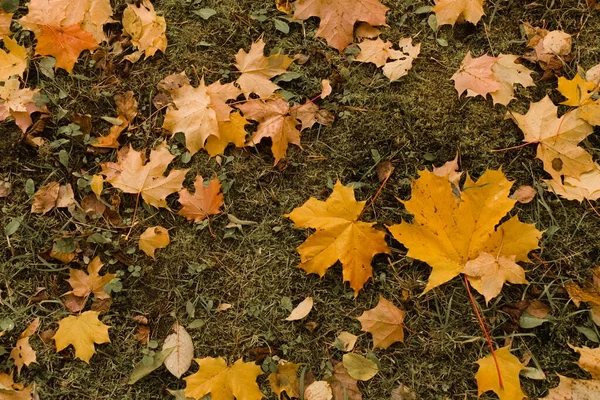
139, 226, 170, 259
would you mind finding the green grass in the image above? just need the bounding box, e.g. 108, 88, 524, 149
1, 0, 600, 398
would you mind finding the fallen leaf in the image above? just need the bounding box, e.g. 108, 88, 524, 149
93, 91, 138, 148
432, 154, 462, 185
355, 38, 421, 82
215, 303, 232, 312
320, 79, 332, 99
285, 297, 314, 321
122, 0, 167, 63
53, 310, 111, 363
139, 226, 170, 259
305, 381, 333, 400
342, 353, 378, 381
234, 38, 294, 98
90, 174, 103, 197
31, 181, 60, 214
0, 78, 45, 133
81, 193, 106, 216
463, 253, 528, 304
66, 256, 116, 300
0, 371, 33, 399
432, 0, 485, 27
357, 295, 405, 349
9, 318, 40, 375
56, 184, 76, 208
0, 37, 27, 82
452, 52, 534, 105
184, 357, 264, 400
163, 322, 194, 378
474, 346, 526, 400
285, 181, 391, 295
35, 24, 98, 73
569, 344, 600, 379
557, 73, 600, 127
546, 166, 600, 201
390, 383, 416, 400
388, 169, 541, 295
355, 22, 381, 40
178, 175, 223, 222
0, 180, 11, 198
136, 325, 150, 345
512, 185, 536, 203
541, 375, 600, 399
522, 24, 572, 78
0, 11, 13, 37
508, 96, 594, 182
328, 362, 362, 400
335, 331, 358, 352
204, 112, 249, 157
128, 346, 175, 384
268, 360, 300, 399
525, 300, 550, 319
292, 0, 389, 51
100, 141, 188, 209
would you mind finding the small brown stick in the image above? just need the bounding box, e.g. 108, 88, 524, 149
358, 170, 392, 219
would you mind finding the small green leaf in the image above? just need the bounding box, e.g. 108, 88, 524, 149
128, 346, 175, 384
58, 150, 69, 168
427, 14, 437, 32
38, 57, 56, 80
25, 179, 35, 197
576, 326, 600, 343
436, 38, 448, 47
4, 216, 23, 237
192, 8, 216, 19
274, 18, 290, 34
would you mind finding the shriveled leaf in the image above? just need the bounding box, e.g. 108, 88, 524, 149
122, 0, 167, 63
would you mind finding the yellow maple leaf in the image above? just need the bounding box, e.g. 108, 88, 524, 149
292, 0, 389, 51
569, 344, 600, 379
356, 295, 405, 349
204, 112, 249, 157
433, 0, 485, 27
557, 73, 600, 126
387, 169, 541, 295
184, 357, 264, 400
474, 346, 526, 400
100, 141, 188, 209
285, 181, 391, 295
508, 95, 594, 181
234, 38, 294, 98
0, 11, 12, 37
546, 165, 600, 202
122, 0, 167, 63
139, 226, 170, 259
66, 256, 116, 299
0, 37, 27, 82
9, 318, 39, 375
463, 253, 527, 304
53, 311, 110, 363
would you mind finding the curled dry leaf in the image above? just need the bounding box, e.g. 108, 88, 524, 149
122, 0, 167, 63
163, 323, 194, 379
292, 0, 389, 51
522, 23, 572, 78
320, 79, 332, 99
285, 297, 313, 321
285, 181, 391, 295
304, 381, 333, 400
139, 226, 170, 259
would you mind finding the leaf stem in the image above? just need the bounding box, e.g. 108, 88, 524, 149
125, 193, 140, 240
463, 274, 504, 390
358, 171, 392, 219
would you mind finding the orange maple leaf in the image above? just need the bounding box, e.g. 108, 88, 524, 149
357, 295, 405, 349
432, 0, 485, 27
36, 24, 98, 73
178, 175, 223, 222
66, 256, 116, 300
285, 181, 391, 295
292, 0, 389, 51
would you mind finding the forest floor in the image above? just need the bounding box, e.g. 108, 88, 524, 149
1, 0, 600, 399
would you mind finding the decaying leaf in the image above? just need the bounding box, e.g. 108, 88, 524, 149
285, 296, 314, 321
53, 310, 111, 363
122, 0, 167, 63
474, 346, 526, 400
285, 181, 391, 295
388, 168, 541, 296
139, 226, 170, 259
432, 0, 485, 27
66, 256, 116, 300
452, 52, 535, 105
304, 381, 333, 400
268, 360, 301, 399
100, 141, 188, 209
355, 37, 421, 82
93, 91, 138, 148
292, 0, 389, 51
0, 371, 33, 399
508, 96, 594, 182
328, 362, 362, 400
178, 175, 223, 223
31, 182, 75, 214
9, 318, 40, 375
234, 38, 294, 98
163, 322, 194, 379
564, 267, 600, 325
183, 357, 264, 400
522, 23, 572, 78
342, 353, 378, 381
357, 295, 405, 349
0, 78, 45, 133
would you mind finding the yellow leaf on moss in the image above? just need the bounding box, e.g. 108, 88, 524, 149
285, 181, 391, 295
53, 311, 110, 363
388, 169, 541, 296
139, 226, 170, 259
184, 357, 264, 400
474, 346, 526, 400
268, 361, 300, 399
